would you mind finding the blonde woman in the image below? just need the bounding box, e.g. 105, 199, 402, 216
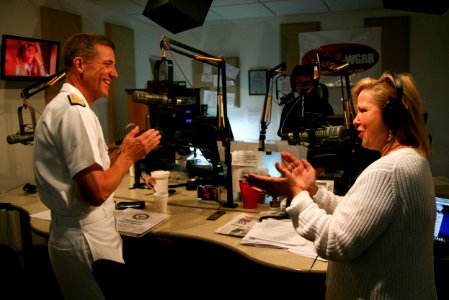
15, 40, 47, 76
245, 72, 436, 299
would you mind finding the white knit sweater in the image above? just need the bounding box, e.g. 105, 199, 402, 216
286, 148, 437, 299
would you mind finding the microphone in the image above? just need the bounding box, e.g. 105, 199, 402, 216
333, 62, 349, 72
313, 53, 320, 82
299, 86, 310, 97
7, 133, 34, 145
131, 91, 183, 105
287, 125, 347, 143
279, 92, 296, 105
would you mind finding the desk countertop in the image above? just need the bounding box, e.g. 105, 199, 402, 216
4, 175, 449, 273
0, 175, 328, 273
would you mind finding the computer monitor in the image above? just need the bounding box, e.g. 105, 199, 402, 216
435, 196, 449, 243
435, 196, 449, 257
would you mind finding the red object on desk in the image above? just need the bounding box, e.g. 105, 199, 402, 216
239, 181, 264, 209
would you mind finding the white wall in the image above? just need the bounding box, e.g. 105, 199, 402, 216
1, 0, 448, 189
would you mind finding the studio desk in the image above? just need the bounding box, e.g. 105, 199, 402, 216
2, 174, 328, 297
4, 175, 449, 298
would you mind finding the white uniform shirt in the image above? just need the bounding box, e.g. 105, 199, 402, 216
33, 83, 123, 264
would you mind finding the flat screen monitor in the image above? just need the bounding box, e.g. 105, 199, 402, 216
435, 195, 449, 257
435, 196, 449, 244
1, 34, 60, 82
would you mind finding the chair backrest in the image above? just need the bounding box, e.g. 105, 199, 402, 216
0, 203, 34, 298
0, 203, 33, 271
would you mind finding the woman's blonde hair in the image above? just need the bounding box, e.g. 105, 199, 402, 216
352, 71, 431, 158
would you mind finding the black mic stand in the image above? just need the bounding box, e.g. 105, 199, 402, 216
334, 62, 376, 193
160, 36, 237, 208
6, 71, 66, 145
132, 159, 146, 189
257, 63, 291, 220
258, 68, 270, 153
130, 50, 174, 190
258, 62, 286, 152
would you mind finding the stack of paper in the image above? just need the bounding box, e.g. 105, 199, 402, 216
241, 218, 326, 261
215, 213, 260, 237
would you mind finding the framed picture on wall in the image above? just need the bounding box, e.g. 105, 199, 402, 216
248, 69, 267, 95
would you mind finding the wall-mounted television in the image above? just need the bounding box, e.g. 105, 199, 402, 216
1, 34, 60, 82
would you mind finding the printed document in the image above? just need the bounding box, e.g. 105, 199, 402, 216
241, 218, 326, 261
215, 213, 259, 237
115, 208, 169, 237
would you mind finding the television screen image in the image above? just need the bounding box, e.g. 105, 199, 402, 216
1, 34, 60, 81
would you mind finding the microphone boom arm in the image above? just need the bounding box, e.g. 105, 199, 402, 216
160, 36, 236, 208
21, 70, 66, 100
160, 37, 223, 66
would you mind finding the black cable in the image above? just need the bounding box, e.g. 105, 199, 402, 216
308, 254, 319, 273
216, 200, 225, 210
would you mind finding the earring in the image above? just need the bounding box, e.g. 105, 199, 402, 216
387, 129, 393, 142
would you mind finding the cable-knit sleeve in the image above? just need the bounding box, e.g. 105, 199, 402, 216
312, 186, 343, 213
286, 160, 399, 261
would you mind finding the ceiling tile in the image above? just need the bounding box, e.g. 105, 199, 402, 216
211, 3, 275, 20
84, 0, 387, 22
88, 0, 144, 14
129, 0, 148, 6
265, 0, 330, 16
211, 0, 258, 7
324, 0, 384, 12
205, 9, 227, 22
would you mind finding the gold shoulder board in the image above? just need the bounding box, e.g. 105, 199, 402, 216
67, 94, 86, 107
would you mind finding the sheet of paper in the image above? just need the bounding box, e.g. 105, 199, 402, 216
241, 218, 326, 261
30, 209, 51, 221
215, 213, 259, 237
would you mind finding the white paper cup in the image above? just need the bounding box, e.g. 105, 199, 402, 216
146, 170, 170, 194
153, 192, 169, 213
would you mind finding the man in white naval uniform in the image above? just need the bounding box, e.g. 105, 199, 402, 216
33, 33, 161, 299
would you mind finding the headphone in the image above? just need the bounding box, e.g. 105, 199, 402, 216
382, 71, 407, 130
23, 183, 37, 194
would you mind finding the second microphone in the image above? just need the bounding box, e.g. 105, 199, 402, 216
132, 91, 183, 105
287, 125, 348, 143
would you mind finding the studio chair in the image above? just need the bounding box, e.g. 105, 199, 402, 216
0, 203, 33, 269
0, 203, 33, 298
